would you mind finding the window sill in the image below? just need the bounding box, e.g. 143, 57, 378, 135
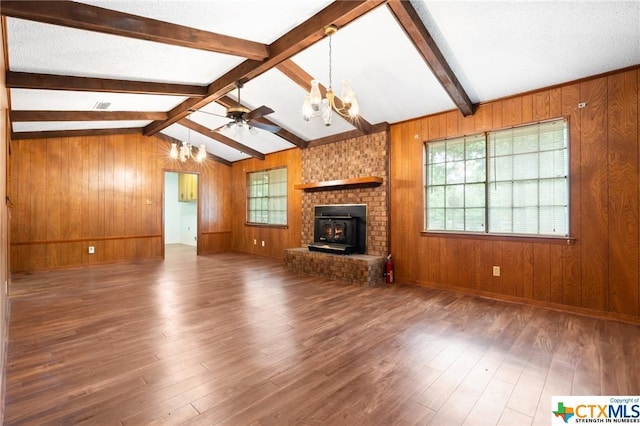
420, 230, 577, 245
245, 223, 289, 229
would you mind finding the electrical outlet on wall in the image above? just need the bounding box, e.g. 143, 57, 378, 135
253, 239, 257, 245
492, 266, 500, 277
261, 241, 265, 247
88, 246, 95, 254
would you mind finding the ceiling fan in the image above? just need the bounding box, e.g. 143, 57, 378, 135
190, 82, 281, 134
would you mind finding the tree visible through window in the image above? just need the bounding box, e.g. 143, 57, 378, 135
247, 167, 287, 225
425, 118, 568, 237
426, 133, 486, 232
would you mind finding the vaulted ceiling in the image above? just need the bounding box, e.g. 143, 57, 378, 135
2, 1, 639, 165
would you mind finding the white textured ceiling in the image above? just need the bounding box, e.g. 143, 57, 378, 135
3, 1, 640, 163
414, 0, 640, 102
10, 88, 187, 111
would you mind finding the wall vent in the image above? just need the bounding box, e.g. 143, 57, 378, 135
93, 101, 111, 110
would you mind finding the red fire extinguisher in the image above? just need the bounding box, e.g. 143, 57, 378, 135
385, 254, 394, 283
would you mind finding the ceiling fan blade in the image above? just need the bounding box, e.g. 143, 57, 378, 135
188, 108, 228, 119
245, 105, 274, 120
207, 122, 229, 133
250, 121, 281, 133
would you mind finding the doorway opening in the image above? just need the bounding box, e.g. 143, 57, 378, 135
164, 171, 199, 257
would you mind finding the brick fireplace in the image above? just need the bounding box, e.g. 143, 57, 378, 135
309, 204, 366, 255
285, 128, 390, 286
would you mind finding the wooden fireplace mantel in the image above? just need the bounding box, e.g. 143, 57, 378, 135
294, 176, 383, 191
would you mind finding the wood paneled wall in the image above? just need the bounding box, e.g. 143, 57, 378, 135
1, 16, 10, 423
9, 134, 231, 272
230, 149, 302, 260
6, 65, 639, 327
390, 67, 640, 321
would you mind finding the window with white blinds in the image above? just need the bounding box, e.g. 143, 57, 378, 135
487, 119, 568, 236
424, 118, 569, 237
247, 167, 287, 225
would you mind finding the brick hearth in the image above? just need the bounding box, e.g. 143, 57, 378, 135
284, 248, 385, 286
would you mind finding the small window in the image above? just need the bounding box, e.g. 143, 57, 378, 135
425, 118, 569, 237
247, 167, 287, 225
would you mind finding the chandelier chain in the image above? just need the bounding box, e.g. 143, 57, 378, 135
328, 35, 333, 90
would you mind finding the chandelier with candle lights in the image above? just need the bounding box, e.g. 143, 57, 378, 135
170, 117, 207, 163
302, 24, 359, 126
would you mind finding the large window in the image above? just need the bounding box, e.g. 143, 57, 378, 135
247, 167, 287, 225
425, 119, 568, 237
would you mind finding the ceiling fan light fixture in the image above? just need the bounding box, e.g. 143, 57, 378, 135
208, 82, 281, 135
227, 105, 250, 120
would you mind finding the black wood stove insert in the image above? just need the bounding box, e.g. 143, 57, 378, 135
308, 204, 366, 255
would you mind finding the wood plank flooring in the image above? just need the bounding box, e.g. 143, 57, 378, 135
5, 244, 640, 425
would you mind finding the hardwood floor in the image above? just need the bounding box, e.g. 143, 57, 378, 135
5, 244, 640, 425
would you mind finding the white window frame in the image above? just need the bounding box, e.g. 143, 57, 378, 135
424, 118, 569, 238
246, 167, 288, 226
424, 133, 487, 233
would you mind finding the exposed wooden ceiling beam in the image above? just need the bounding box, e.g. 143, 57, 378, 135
307, 122, 389, 148
216, 96, 308, 149
278, 60, 331, 98
11, 127, 142, 140
154, 133, 231, 167
11, 110, 167, 122
6, 71, 207, 97
144, 0, 387, 136
276, 59, 373, 135
0, 1, 269, 60
386, 0, 475, 117
178, 118, 265, 161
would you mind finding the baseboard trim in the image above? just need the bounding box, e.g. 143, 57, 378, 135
0, 298, 10, 424
400, 277, 640, 325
